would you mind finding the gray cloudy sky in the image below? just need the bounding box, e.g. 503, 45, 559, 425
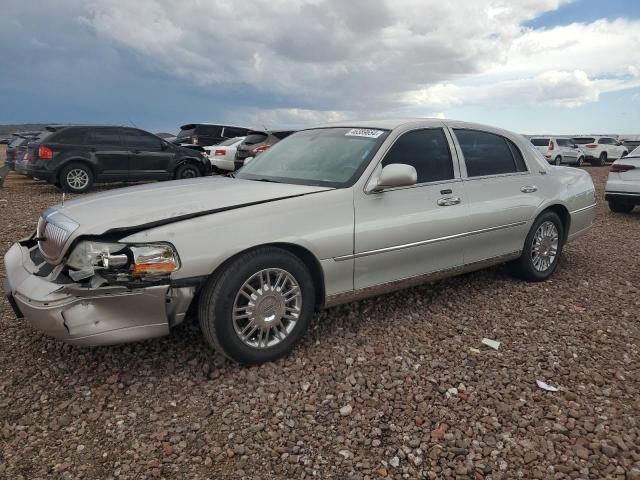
0, 0, 639, 133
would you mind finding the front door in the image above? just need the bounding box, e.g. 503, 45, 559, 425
353, 127, 468, 290
120, 128, 174, 180
86, 127, 129, 181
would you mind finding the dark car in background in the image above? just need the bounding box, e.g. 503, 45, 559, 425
18, 125, 211, 193
234, 130, 296, 168
6, 132, 40, 170
174, 123, 251, 147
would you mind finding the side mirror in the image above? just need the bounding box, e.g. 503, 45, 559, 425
160, 140, 169, 150
368, 163, 417, 192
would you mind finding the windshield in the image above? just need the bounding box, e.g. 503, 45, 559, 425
236, 127, 389, 188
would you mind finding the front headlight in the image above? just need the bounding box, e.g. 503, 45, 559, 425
66, 241, 180, 282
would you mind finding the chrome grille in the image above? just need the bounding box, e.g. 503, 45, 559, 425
37, 209, 79, 261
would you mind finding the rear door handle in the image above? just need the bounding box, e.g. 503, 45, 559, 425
437, 196, 461, 206
521, 185, 537, 193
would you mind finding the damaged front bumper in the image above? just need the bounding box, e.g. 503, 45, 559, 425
3, 242, 195, 346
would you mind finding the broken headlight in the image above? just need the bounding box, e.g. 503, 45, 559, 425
66, 241, 180, 282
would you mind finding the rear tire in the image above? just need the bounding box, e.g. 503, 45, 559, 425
575, 156, 584, 167
509, 211, 564, 282
175, 163, 202, 180
554, 156, 562, 165
198, 247, 315, 364
595, 152, 607, 166
608, 200, 634, 213
59, 162, 94, 193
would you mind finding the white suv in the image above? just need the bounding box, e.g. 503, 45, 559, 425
605, 146, 640, 213
572, 136, 628, 166
530, 137, 585, 166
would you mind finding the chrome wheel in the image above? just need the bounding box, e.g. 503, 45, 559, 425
232, 268, 302, 349
66, 169, 89, 190
531, 221, 559, 272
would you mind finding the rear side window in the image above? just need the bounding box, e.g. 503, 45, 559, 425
196, 125, 222, 137
598, 137, 614, 145
556, 139, 570, 147
223, 127, 248, 138
244, 133, 268, 145
382, 128, 454, 184
530, 138, 549, 147
87, 128, 122, 145
454, 129, 526, 177
573, 137, 595, 145
51, 128, 87, 144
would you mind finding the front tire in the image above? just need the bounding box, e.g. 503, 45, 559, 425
175, 163, 202, 180
509, 211, 564, 282
198, 247, 316, 364
575, 156, 584, 167
608, 200, 634, 213
59, 162, 94, 193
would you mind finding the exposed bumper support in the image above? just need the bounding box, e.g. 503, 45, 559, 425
3, 242, 195, 346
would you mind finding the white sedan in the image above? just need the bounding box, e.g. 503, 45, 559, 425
204, 136, 246, 173
605, 146, 640, 213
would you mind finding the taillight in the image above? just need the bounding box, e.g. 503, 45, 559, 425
610, 164, 636, 173
585, 144, 598, 148
214, 149, 226, 156
38, 145, 53, 160
12, 150, 18, 159
23, 151, 32, 161
254, 145, 270, 153
192, 136, 198, 145
548, 141, 554, 151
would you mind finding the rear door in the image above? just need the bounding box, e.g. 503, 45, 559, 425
86, 128, 129, 180
557, 139, 576, 162
451, 128, 542, 264
353, 127, 467, 289
119, 128, 173, 180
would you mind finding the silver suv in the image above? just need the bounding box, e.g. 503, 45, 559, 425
530, 137, 585, 166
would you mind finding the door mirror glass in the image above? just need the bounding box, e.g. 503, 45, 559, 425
369, 163, 417, 192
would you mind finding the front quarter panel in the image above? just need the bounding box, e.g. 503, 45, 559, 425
119, 188, 356, 297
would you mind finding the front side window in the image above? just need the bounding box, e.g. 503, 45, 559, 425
119, 129, 161, 149
381, 128, 454, 183
454, 129, 526, 177
236, 127, 389, 188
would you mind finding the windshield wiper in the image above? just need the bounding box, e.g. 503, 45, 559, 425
251, 178, 281, 183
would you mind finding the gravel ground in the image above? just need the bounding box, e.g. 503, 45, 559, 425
1, 153, 639, 479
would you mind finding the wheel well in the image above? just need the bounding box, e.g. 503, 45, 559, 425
543, 204, 570, 242
204, 243, 326, 309
177, 158, 206, 175
57, 160, 95, 180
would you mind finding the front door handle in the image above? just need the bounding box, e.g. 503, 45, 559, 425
521, 185, 537, 193
437, 196, 461, 206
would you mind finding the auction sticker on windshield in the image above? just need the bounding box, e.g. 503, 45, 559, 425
345, 128, 384, 139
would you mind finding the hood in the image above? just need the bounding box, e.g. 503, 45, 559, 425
53, 177, 331, 236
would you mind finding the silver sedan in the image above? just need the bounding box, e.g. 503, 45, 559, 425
4, 119, 597, 364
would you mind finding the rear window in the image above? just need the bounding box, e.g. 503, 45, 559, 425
530, 138, 549, 146
50, 128, 87, 144
573, 137, 595, 144
8, 137, 25, 148
218, 137, 244, 146
243, 133, 268, 145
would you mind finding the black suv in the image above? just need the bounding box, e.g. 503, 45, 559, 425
174, 123, 252, 147
21, 125, 211, 193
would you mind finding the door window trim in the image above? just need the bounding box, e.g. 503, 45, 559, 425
448, 127, 531, 180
